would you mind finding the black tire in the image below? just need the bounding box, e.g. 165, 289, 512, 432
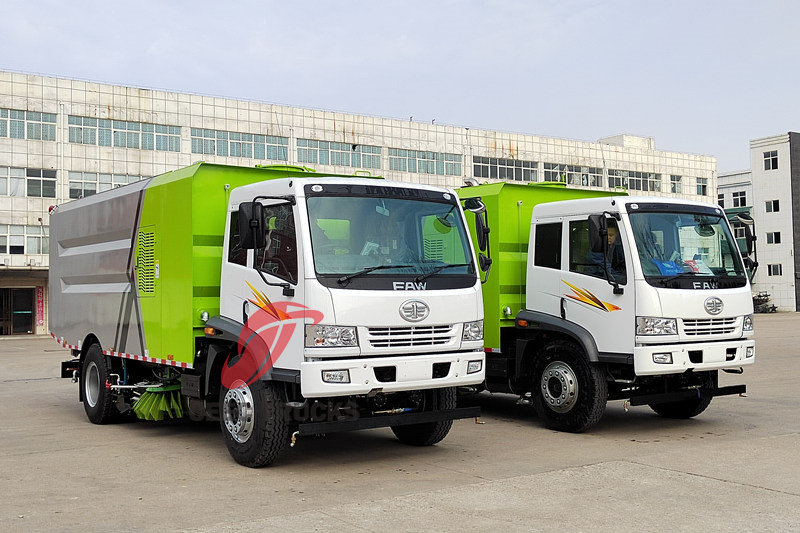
649, 372, 716, 419
532, 340, 608, 433
391, 387, 456, 446
649, 395, 712, 419
81, 344, 119, 424
219, 380, 288, 467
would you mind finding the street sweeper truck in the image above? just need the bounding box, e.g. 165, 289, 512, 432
51, 162, 486, 467
458, 181, 755, 432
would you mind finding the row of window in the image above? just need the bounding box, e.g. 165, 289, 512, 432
69, 116, 181, 152
297, 139, 380, 169
388, 149, 462, 176
0, 109, 57, 141
0, 167, 146, 199
473, 157, 537, 181
718, 193, 780, 214
0, 224, 49, 255
190, 128, 289, 161
68, 172, 144, 199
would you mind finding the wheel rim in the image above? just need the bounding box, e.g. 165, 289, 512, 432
540, 361, 578, 413
222, 384, 255, 444
85, 360, 100, 408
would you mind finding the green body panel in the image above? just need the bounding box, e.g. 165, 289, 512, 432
457, 182, 623, 350
136, 162, 379, 366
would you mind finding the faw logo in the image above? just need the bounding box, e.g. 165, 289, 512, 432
393, 281, 427, 290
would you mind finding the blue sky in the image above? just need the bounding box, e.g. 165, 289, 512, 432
4, 0, 799, 171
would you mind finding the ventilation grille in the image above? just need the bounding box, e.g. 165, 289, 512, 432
137, 231, 155, 294
368, 325, 455, 348
682, 317, 736, 336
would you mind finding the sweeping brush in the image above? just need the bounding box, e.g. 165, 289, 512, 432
133, 384, 184, 421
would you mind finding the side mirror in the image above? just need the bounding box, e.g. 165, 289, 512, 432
588, 214, 607, 253
479, 254, 492, 272
475, 211, 489, 252
463, 197, 486, 214
238, 202, 266, 249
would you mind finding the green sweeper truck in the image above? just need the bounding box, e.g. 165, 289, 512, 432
457, 181, 756, 432
51, 162, 488, 467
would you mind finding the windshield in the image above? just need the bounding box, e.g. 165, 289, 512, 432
306, 194, 476, 289
628, 208, 747, 289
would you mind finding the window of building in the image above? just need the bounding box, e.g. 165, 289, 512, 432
69, 116, 180, 152
68, 172, 143, 199
190, 128, 289, 161
25, 169, 57, 198
696, 177, 708, 196
608, 170, 661, 192
0, 167, 26, 196
533, 222, 562, 269
718, 194, 724, 208
0, 109, 56, 141
388, 149, 462, 176
764, 150, 778, 171
297, 140, 381, 169
734, 226, 746, 239
473, 157, 534, 181
543, 163, 602, 187
766, 232, 781, 244
767, 264, 782, 276
732, 191, 746, 208
766, 199, 780, 213
473, 156, 536, 181
670, 175, 682, 194
0, 225, 49, 255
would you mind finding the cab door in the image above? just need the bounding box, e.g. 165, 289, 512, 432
559, 216, 634, 355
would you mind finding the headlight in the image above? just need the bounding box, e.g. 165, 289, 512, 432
636, 317, 678, 335
305, 325, 358, 347
462, 320, 484, 341
743, 314, 754, 332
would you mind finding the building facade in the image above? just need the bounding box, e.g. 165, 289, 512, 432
0, 70, 717, 335
719, 132, 800, 311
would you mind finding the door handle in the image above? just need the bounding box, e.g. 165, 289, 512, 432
560, 297, 566, 319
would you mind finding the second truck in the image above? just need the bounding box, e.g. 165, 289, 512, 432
458, 181, 755, 432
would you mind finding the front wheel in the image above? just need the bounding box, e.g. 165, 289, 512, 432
220, 380, 289, 467
81, 344, 119, 424
391, 387, 456, 446
649, 372, 716, 419
532, 340, 608, 433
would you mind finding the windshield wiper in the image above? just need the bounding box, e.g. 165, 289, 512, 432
337, 264, 414, 284
415, 263, 472, 283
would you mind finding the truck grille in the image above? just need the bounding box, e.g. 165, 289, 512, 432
368, 325, 455, 348
682, 318, 737, 336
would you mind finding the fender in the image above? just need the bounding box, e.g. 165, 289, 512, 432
203, 315, 300, 393
514, 310, 633, 369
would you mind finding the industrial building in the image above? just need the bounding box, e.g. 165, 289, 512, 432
718, 132, 800, 311
0, 70, 717, 335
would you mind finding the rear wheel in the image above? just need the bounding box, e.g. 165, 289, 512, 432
532, 340, 608, 433
220, 379, 288, 467
391, 387, 456, 446
81, 344, 119, 424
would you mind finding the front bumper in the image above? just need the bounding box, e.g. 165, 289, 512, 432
633, 339, 755, 376
300, 351, 485, 397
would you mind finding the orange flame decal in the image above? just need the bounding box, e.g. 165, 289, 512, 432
562, 280, 621, 312
246, 281, 292, 321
